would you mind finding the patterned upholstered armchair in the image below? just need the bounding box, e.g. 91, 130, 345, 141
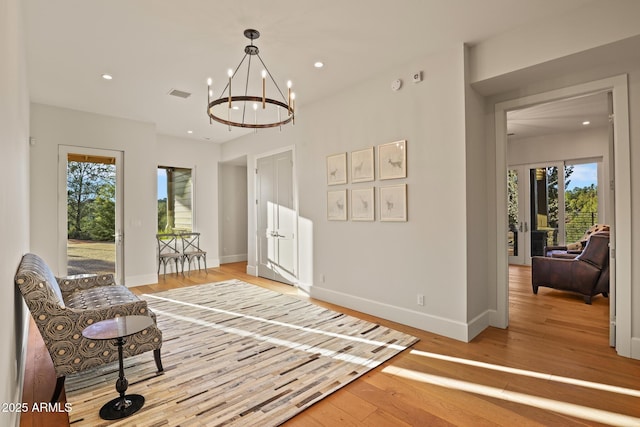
15, 253, 163, 403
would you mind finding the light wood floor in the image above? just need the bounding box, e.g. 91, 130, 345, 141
20, 264, 640, 426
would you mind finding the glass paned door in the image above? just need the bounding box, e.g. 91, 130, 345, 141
529, 166, 562, 257
60, 147, 123, 284
508, 163, 564, 265
507, 168, 524, 264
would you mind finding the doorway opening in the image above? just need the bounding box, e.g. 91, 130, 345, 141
66, 153, 116, 276
495, 76, 633, 357
506, 93, 611, 346
59, 147, 124, 284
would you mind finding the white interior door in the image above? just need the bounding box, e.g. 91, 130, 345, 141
256, 150, 297, 284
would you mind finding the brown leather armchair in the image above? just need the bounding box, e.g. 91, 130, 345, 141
544, 224, 609, 257
532, 231, 609, 304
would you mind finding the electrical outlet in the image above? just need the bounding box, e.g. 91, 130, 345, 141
417, 294, 424, 306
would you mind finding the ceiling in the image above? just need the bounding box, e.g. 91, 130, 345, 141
23, 0, 596, 144
507, 91, 610, 141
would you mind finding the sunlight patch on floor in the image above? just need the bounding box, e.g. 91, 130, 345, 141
383, 366, 640, 427
152, 306, 388, 368
410, 349, 640, 397
144, 292, 409, 351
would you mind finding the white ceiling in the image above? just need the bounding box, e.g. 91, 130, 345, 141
507, 92, 610, 141
23, 0, 596, 144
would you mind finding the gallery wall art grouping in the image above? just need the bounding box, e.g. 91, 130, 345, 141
326, 140, 407, 222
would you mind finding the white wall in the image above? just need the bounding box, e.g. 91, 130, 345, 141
471, 7, 640, 358
0, 0, 30, 424
218, 162, 248, 264
470, 0, 640, 84
157, 134, 222, 268
507, 127, 608, 167
30, 104, 158, 285
29, 106, 223, 286
222, 44, 479, 341
464, 45, 490, 333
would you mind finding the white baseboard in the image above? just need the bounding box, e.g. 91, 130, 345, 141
246, 264, 258, 276
630, 337, 640, 360
467, 310, 492, 341
310, 286, 477, 343
125, 273, 159, 288
220, 254, 248, 264
488, 309, 505, 328
296, 281, 312, 297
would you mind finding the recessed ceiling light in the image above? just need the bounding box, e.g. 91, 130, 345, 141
187, 130, 193, 134
314, 61, 324, 69
101, 74, 113, 80
582, 121, 591, 125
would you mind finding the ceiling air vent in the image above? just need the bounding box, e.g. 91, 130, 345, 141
168, 89, 191, 99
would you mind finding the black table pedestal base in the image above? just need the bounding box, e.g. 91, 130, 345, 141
99, 394, 145, 420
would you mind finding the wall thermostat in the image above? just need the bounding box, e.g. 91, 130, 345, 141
391, 79, 402, 91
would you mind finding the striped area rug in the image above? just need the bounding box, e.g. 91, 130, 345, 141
65, 280, 419, 426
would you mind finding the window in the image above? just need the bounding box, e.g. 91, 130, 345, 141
564, 162, 599, 243
158, 166, 193, 233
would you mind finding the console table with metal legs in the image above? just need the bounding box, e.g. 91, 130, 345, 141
82, 315, 154, 420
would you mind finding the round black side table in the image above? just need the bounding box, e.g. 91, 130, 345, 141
82, 315, 153, 420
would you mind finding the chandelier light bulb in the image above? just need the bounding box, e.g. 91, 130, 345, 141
207, 78, 212, 86
261, 70, 267, 109
227, 69, 233, 108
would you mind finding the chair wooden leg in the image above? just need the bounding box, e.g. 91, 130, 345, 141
51, 376, 65, 403
154, 349, 164, 372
